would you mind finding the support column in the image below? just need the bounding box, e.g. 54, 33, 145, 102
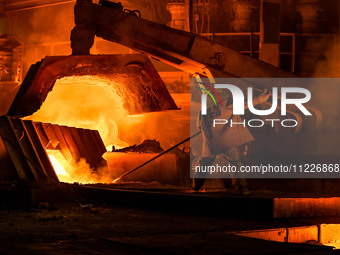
70, 24, 95, 55
259, 0, 280, 67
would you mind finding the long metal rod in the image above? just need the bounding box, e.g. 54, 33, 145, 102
112, 131, 202, 183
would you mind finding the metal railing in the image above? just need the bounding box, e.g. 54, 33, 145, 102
200, 32, 338, 73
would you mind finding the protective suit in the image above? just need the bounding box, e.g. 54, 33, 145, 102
193, 88, 270, 193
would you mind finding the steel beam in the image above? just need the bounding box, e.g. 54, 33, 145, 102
73, 0, 296, 80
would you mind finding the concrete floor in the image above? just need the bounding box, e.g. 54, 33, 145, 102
0, 203, 339, 255
2, 181, 340, 254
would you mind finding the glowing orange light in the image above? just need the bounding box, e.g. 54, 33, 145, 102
26, 76, 190, 184
48, 154, 68, 176
27, 75, 129, 148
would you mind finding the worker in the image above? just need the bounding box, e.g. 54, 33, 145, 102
192, 83, 270, 195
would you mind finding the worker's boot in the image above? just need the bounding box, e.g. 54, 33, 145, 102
192, 178, 205, 192
235, 178, 250, 195
192, 156, 215, 191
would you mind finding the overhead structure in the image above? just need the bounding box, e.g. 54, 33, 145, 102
72, 0, 296, 81
8, 54, 178, 118
1, 52, 179, 186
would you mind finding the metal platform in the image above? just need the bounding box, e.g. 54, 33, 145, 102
72, 184, 340, 219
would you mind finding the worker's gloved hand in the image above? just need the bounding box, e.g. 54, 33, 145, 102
210, 105, 221, 117
253, 88, 271, 106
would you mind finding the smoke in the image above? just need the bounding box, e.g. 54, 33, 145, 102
48, 150, 111, 184
27, 75, 128, 147
40, 86, 190, 184
25, 3, 75, 45
118, 93, 190, 150
63, 158, 112, 184
308, 36, 340, 133
27, 76, 190, 150
18, 3, 75, 74
312, 37, 340, 78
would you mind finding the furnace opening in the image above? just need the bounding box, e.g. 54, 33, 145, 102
27, 75, 130, 149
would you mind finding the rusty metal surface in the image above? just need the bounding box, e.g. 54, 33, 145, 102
0, 116, 58, 183
7, 61, 42, 117
0, 116, 107, 183
34, 122, 107, 170
0, 136, 17, 182
7, 54, 178, 117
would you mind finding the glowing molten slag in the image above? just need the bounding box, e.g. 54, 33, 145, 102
27, 75, 130, 148
47, 149, 112, 184
26, 75, 190, 183
48, 155, 67, 176
47, 150, 70, 182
